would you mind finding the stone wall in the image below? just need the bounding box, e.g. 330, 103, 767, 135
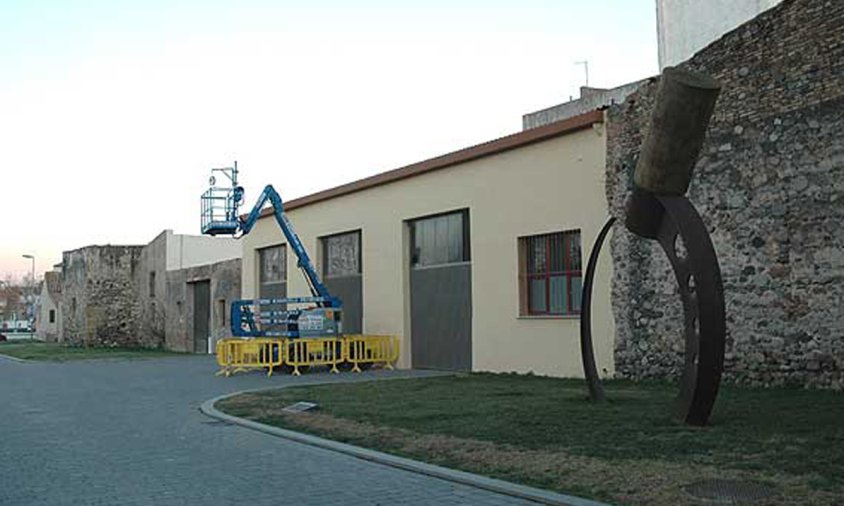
606, 0, 844, 388
165, 258, 241, 353
137, 231, 168, 348
59, 232, 242, 350
61, 246, 143, 347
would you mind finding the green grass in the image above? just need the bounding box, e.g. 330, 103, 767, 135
0, 340, 188, 361
218, 373, 844, 505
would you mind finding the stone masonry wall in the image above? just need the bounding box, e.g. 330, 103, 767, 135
136, 231, 168, 348
61, 246, 144, 347
165, 258, 241, 353
606, 0, 844, 388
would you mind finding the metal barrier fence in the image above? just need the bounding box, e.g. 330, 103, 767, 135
344, 335, 400, 373
285, 337, 342, 376
216, 338, 282, 377
216, 335, 399, 377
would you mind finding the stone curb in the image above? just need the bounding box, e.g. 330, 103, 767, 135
0, 352, 29, 363
200, 384, 613, 506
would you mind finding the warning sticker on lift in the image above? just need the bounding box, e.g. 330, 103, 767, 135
298, 314, 325, 332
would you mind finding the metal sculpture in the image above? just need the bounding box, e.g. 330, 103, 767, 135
579, 67, 726, 426
580, 216, 616, 403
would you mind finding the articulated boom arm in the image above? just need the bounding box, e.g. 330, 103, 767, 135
239, 185, 336, 306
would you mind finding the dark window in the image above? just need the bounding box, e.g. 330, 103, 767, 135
522, 230, 582, 315
410, 210, 470, 268
149, 271, 156, 298
49, 309, 55, 324
322, 231, 361, 278
217, 299, 226, 327
259, 245, 286, 284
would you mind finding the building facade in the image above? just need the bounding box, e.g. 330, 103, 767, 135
36, 271, 62, 342
139, 230, 241, 352
240, 111, 615, 377
164, 258, 241, 353
59, 230, 241, 350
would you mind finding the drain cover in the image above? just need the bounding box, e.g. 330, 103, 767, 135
685, 479, 777, 503
282, 401, 319, 413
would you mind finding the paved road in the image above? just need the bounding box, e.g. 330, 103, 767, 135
0, 355, 539, 506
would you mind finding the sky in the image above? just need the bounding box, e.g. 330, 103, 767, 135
0, 0, 658, 282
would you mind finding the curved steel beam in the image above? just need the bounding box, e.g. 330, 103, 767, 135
655, 195, 725, 426
579, 216, 616, 401
579, 196, 725, 425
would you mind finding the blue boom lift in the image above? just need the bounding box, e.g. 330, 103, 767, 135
200, 162, 342, 339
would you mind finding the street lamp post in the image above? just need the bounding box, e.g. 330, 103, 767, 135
22, 254, 35, 333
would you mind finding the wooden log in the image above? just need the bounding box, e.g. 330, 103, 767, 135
634, 67, 721, 196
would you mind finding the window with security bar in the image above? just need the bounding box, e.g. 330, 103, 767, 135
259, 245, 286, 284
520, 230, 582, 315
322, 231, 361, 278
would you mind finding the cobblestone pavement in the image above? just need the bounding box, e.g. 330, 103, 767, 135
0, 354, 541, 505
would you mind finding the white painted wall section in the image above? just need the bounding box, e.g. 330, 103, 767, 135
162, 230, 241, 271
656, 0, 782, 69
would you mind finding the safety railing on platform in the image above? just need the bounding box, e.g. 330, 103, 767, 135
215, 335, 399, 377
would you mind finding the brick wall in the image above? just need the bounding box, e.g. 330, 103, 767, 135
606, 0, 844, 388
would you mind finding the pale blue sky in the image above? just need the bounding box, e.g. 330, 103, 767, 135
1, 0, 657, 280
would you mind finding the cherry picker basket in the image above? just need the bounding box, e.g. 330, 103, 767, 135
201, 185, 242, 236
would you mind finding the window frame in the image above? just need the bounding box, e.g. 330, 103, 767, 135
408, 209, 471, 269
257, 244, 287, 286
521, 230, 582, 316
321, 229, 362, 279
217, 299, 226, 327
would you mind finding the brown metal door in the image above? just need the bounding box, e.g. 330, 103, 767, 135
193, 281, 210, 353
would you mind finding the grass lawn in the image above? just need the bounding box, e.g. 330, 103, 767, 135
0, 340, 188, 361
217, 373, 844, 505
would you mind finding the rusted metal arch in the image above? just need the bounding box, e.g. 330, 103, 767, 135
655, 195, 726, 426
579, 196, 725, 425
580, 216, 616, 402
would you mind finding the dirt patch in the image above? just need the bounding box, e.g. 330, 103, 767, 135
222, 401, 839, 506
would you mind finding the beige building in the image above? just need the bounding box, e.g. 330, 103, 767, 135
239, 110, 614, 378
36, 271, 62, 342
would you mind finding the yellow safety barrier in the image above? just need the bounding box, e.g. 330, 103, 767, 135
215, 335, 399, 377
344, 335, 400, 372
216, 338, 283, 377
285, 337, 342, 376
